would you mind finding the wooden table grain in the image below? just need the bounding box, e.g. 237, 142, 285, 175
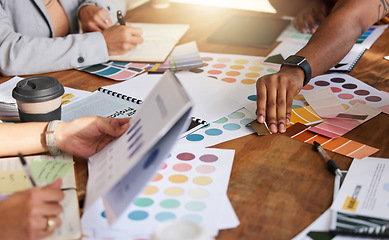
0, 2, 388, 239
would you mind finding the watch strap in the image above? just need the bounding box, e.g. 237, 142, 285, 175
45, 120, 62, 156
281, 55, 312, 86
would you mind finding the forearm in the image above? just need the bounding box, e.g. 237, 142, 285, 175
297, 0, 381, 77
0, 122, 48, 157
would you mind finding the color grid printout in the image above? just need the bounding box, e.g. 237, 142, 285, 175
179, 107, 257, 148
189, 52, 278, 85
82, 146, 236, 238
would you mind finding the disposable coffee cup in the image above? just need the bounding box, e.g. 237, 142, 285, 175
151, 219, 214, 240
12, 76, 64, 122
150, 0, 170, 9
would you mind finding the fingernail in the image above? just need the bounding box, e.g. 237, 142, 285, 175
270, 124, 277, 133
257, 115, 264, 123
279, 123, 285, 133
286, 118, 290, 126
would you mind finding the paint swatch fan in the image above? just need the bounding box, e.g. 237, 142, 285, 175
84, 70, 193, 225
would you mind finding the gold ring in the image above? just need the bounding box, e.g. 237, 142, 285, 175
104, 19, 109, 23
45, 216, 56, 232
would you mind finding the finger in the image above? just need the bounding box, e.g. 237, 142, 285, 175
30, 187, 64, 203
266, 80, 278, 133
37, 216, 62, 239
276, 86, 287, 133
256, 78, 267, 123
35, 202, 63, 216
44, 178, 62, 189
285, 91, 294, 127
128, 27, 143, 36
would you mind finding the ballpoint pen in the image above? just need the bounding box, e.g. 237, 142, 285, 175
313, 141, 343, 178
18, 153, 37, 187
117, 10, 126, 26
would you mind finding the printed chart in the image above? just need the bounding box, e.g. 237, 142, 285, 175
82, 146, 236, 238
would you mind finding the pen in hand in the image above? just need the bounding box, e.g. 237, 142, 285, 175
313, 141, 343, 178
18, 153, 37, 187
117, 10, 126, 26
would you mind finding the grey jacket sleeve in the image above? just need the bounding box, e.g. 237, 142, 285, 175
0, 3, 109, 76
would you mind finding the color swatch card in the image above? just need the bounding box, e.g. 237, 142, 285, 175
179, 107, 256, 148
84, 71, 193, 225
187, 52, 278, 86
302, 87, 346, 118
78, 62, 148, 81
308, 103, 382, 138
148, 41, 203, 73
330, 157, 389, 237
284, 123, 379, 159
289, 106, 323, 126
82, 145, 236, 237
294, 73, 389, 112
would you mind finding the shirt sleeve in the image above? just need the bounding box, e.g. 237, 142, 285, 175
0, 6, 109, 76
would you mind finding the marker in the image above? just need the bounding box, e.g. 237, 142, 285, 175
117, 10, 126, 26
18, 153, 37, 187
312, 141, 343, 178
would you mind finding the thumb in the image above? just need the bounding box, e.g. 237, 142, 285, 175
44, 178, 63, 189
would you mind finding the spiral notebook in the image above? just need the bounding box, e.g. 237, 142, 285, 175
61, 74, 206, 135
329, 45, 367, 73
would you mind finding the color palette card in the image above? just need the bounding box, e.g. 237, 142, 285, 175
284, 123, 379, 159
302, 87, 346, 118
308, 103, 382, 138
148, 41, 203, 73
294, 73, 389, 112
289, 106, 323, 126
179, 107, 256, 148
187, 52, 278, 85
78, 62, 148, 81
82, 146, 236, 237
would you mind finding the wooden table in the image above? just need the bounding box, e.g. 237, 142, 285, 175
1, 2, 388, 239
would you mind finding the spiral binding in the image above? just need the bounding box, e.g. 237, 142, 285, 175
191, 116, 207, 126
98, 87, 143, 104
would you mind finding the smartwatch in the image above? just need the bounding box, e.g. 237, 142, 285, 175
281, 55, 312, 86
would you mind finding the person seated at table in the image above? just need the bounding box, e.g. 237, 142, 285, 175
256, 0, 389, 134
0, 116, 130, 240
0, 0, 143, 76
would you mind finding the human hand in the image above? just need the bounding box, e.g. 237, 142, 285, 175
256, 66, 304, 133
293, 0, 332, 33
79, 4, 112, 32
102, 25, 144, 55
55, 116, 130, 159
0, 179, 64, 240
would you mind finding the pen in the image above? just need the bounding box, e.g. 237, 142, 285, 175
117, 10, 126, 26
18, 153, 37, 187
313, 141, 343, 178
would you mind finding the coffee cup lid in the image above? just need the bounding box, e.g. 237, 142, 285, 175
12, 76, 64, 103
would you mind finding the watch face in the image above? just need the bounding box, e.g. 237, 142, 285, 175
285, 55, 305, 64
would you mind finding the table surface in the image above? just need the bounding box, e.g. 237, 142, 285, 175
1, 2, 388, 240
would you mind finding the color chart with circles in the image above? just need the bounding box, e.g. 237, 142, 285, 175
179, 107, 256, 148
81, 146, 235, 237
78, 62, 148, 81
188, 52, 278, 85
295, 73, 389, 112
234, 72, 389, 118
